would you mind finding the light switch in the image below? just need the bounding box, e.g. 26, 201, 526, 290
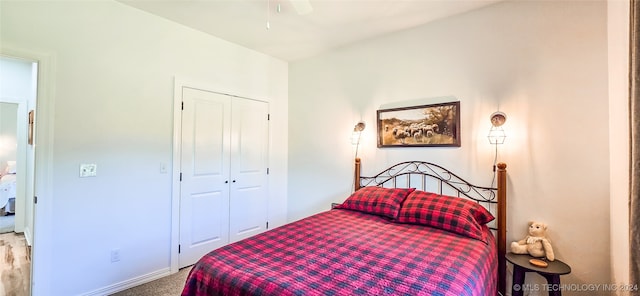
80, 163, 97, 178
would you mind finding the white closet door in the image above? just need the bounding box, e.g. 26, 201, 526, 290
229, 99, 269, 243
179, 87, 231, 268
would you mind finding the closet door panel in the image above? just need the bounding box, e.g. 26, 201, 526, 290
179, 87, 231, 268
229, 99, 269, 243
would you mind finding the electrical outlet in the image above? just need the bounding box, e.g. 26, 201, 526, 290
160, 162, 168, 174
80, 163, 97, 178
110, 249, 120, 263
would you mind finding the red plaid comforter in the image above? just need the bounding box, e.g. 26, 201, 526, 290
182, 209, 496, 296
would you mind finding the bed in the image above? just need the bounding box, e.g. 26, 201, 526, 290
182, 159, 507, 296
0, 161, 17, 215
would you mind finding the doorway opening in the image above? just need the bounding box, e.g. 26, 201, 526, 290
0, 54, 39, 295
0, 102, 18, 233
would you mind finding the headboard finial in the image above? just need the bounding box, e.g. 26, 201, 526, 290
496, 161, 507, 295
354, 158, 362, 191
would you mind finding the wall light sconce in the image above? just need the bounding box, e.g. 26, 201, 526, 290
351, 121, 366, 158
488, 111, 507, 144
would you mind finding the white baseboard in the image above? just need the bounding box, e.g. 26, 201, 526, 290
81, 267, 172, 296
23, 227, 32, 246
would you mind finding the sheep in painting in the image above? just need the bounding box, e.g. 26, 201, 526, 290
432, 123, 439, 133
426, 130, 433, 138
413, 129, 424, 142
420, 124, 434, 138
394, 130, 410, 144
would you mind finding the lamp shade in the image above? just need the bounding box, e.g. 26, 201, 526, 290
488, 126, 506, 144
351, 131, 361, 145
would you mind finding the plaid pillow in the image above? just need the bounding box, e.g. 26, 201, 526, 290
396, 190, 495, 242
335, 187, 415, 219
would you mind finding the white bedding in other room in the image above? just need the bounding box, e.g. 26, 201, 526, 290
0, 174, 16, 212
0, 174, 17, 197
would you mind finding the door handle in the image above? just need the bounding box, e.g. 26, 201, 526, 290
232, 180, 236, 183
225, 180, 229, 184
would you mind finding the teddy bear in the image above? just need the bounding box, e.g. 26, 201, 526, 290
510, 221, 555, 261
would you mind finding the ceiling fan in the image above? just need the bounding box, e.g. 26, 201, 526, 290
267, 0, 313, 29
288, 0, 313, 15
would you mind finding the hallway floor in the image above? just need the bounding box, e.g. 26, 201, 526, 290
0, 232, 30, 296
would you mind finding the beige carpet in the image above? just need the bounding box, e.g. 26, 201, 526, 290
110, 267, 192, 296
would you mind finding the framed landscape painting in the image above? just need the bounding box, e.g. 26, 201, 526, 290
377, 101, 460, 147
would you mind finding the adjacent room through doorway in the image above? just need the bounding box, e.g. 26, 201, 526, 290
0, 54, 39, 294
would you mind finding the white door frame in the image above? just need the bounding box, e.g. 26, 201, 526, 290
1, 47, 56, 295
171, 77, 269, 273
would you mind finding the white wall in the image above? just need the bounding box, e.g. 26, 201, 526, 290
1, 1, 288, 295
289, 1, 611, 294
608, 0, 631, 293
0, 57, 34, 100
0, 103, 18, 169
0, 57, 30, 170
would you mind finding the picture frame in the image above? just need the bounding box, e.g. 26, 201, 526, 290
377, 101, 460, 147
28, 110, 34, 145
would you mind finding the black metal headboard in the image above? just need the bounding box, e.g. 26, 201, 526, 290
357, 160, 497, 204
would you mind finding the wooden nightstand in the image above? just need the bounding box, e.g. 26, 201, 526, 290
506, 252, 571, 296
